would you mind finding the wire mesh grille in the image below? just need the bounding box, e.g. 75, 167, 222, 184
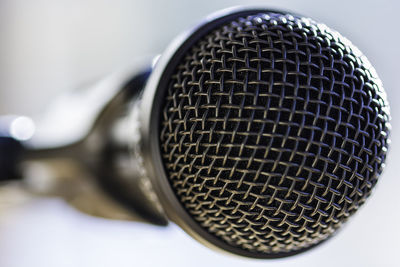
159, 12, 390, 256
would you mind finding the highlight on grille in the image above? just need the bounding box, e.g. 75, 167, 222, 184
159, 12, 390, 256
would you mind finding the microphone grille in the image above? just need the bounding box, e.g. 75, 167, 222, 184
159, 12, 390, 257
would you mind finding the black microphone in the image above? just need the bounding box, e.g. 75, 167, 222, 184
0, 7, 390, 259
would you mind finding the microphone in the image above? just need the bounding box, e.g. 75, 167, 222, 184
0, 7, 390, 259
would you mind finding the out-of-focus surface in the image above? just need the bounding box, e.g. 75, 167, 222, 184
0, 0, 399, 266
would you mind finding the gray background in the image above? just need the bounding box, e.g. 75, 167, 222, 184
0, 0, 399, 266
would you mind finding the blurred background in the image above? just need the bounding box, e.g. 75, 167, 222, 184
0, 0, 398, 266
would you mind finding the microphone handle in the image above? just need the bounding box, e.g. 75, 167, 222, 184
0, 61, 167, 225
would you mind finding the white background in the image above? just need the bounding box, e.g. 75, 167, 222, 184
0, 0, 399, 266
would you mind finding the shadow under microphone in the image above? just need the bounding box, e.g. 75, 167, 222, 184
0, 7, 391, 259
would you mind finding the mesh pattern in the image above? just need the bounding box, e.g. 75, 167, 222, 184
159, 12, 390, 256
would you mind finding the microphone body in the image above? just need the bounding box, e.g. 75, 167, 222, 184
0, 61, 167, 225
0, 7, 390, 259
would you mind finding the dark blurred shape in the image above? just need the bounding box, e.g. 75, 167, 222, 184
0, 137, 22, 181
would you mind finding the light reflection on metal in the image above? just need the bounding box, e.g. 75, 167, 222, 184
10, 116, 36, 141
0, 115, 35, 141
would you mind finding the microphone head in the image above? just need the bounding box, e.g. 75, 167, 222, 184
141, 8, 390, 258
